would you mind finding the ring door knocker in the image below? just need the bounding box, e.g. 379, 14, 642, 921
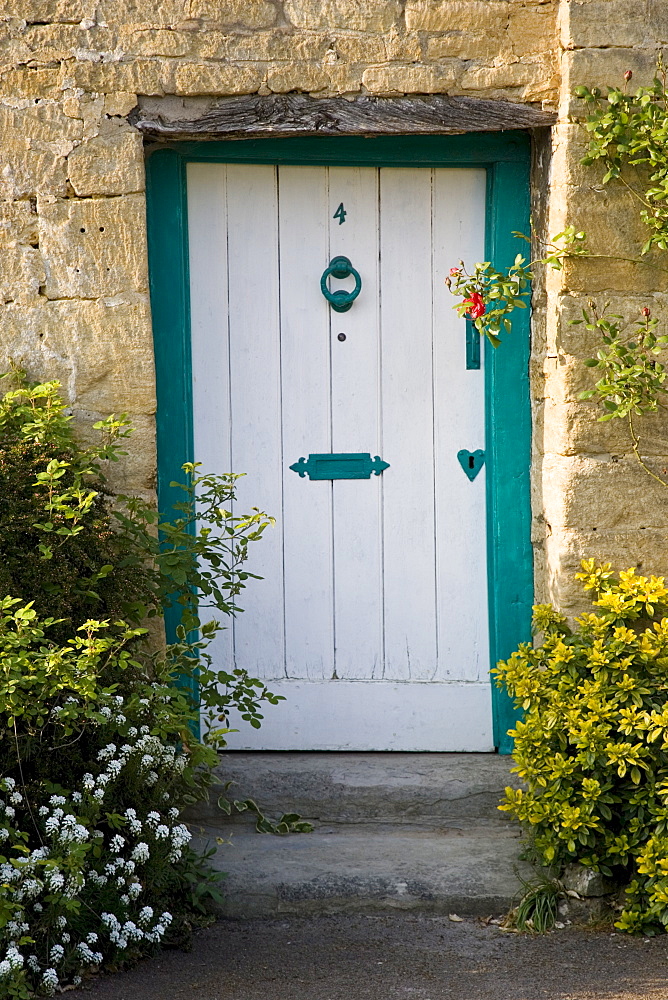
320, 255, 362, 313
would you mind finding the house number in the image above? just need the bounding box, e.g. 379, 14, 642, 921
333, 202, 347, 225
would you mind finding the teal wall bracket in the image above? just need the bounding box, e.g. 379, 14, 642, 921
465, 319, 481, 370
457, 449, 485, 481
290, 453, 389, 480
320, 255, 362, 312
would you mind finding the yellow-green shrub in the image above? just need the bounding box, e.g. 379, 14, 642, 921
496, 560, 668, 934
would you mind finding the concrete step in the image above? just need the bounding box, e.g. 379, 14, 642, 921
190, 752, 520, 827
195, 821, 530, 918
188, 753, 528, 918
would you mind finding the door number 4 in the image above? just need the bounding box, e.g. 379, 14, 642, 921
333, 202, 347, 225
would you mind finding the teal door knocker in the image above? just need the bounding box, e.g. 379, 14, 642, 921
320, 256, 362, 312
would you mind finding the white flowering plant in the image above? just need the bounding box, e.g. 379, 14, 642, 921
0, 372, 299, 997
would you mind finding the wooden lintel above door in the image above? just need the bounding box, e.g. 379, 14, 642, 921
130, 93, 557, 142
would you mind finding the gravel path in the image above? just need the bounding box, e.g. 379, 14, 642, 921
69, 913, 668, 1000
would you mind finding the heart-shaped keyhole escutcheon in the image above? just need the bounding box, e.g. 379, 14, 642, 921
457, 449, 485, 481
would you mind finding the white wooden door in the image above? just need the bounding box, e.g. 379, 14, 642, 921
187, 162, 492, 751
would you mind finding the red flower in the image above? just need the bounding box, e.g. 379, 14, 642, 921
449, 267, 461, 276
463, 292, 486, 319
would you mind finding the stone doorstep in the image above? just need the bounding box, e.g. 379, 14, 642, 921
188, 752, 521, 827
188, 753, 528, 919
192, 822, 531, 919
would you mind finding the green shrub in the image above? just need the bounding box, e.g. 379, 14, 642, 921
0, 376, 151, 641
0, 371, 283, 996
497, 559, 668, 934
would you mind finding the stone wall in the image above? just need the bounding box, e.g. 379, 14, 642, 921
0, 0, 666, 615
537, 0, 668, 614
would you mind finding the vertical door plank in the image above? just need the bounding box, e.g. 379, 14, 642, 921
187, 163, 234, 683
226, 164, 285, 679
279, 166, 334, 680
188, 164, 231, 475
432, 169, 489, 681
380, 168, 438, 681
328, 167, 383, 680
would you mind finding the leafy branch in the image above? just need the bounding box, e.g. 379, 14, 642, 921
447, 66, 668, 492
446, 228, 587, 347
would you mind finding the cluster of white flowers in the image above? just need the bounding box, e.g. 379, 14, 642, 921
168, 823, 192, 863
75, 941, 103, 965
98, 694, 126, 726
100, 910, 172, 949
42, 968, 59, 995
131, 841, 150, 863
0, 945, 24, 978
124, 807, 142, 835
45, 808, 89, 845
0, 717, 195, 995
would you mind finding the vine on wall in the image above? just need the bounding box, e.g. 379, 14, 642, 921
450, 65, 668, 486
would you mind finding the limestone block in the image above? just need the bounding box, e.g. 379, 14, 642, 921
541, 453, 668, 532
125, 28, 193, 58
561, 255, 668, 296
0, 203, 38, 248
0, 22, 32, 66
1, 297, 156, 414
0, 150, 67, 200
285, 0, 402, 32
94, 0, 189, 25
557, 896, 610, 925
324, 63, 363, 95
2, 0, 93, 19
541, 528, 668, 615
382, 29, 422, 62
267, 63, 329, 93
562, 864, 615, 898
21, 23, 115, 63
191, 30, 331, 63
649, 0, 668, 43
562, 0, 646, 49
185, 0, 278, 27
0, 101, 82, 201
405, 1, 510, 32
73, 409, 157, 492
362, 62, 461, 95
104, 93, 138, 117
538, 369, 668, 460
0, 67, 62, 99
68, 124, 144, 197
564, 44, 656, 92
0, 103, 83, 146
172, 62, 262, 96
556, 291, 668, 357
0, 247, 45, 304
39, 194, 148, 300
506, 6, 559, 56
556, 184, 668, 294
72, 59, 163, 95
426, 31, 506, 62
549, 121, 605, 189
329, 34, 386, 64
562, 48, 657, 118
460, 61, 549, 93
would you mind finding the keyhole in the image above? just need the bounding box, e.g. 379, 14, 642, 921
337, 332, 346, 342
468, 455, 475, 469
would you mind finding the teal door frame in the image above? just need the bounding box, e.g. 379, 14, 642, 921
145, 132, 533, 753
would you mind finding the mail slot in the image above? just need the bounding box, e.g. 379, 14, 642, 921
289, 453, 390, 481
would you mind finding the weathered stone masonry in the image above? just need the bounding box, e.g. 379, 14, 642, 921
0, 0, 667, 613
